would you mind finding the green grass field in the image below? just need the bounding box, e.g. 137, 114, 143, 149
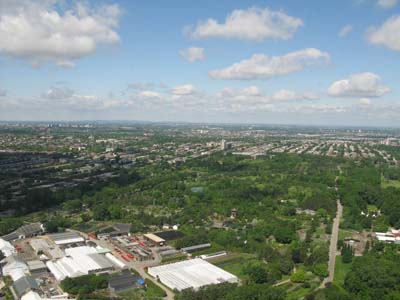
381, 179, 400, 189
333, 255, 352, 286
211, 253, 258, 280
338, 229, 354, 240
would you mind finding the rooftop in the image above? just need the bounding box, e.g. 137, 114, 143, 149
148, 258, 238, 291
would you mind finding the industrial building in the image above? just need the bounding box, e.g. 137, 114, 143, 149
29, 238, 64, 259
2, 223, 44, 241
0, 238, 16, 257
148, 258, 238, 291
47, 232, 85, 246
107, 270, 144, 293
12, 275, 40, 298
21, 291, 75, 300
143, 233, 165, 246
2, 255, 29, 281
181, 243, 211, 253
27, 260, 48, 277
46, 246, 114, 281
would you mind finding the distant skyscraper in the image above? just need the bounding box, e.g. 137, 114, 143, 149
221, 139, 227, 151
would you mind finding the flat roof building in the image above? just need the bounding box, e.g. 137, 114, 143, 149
47, 246, 114, 281
143, 233, 165, 246
107, 270, 143, 293
48, 232, 85, 245
148, 258, 238, 291
27, 260, 47, 276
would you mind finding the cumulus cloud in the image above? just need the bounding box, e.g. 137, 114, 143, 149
339, 25, 353, 37
138, 91, 161, 98
271, 89, 319, 102
179, 47, 205, 62
215, 86, 319, 112
0, 1, 121, 67
327, 72, 390, 97
377, 0, 398, 9
43, 86, 75, 100
171, 84, 196, 96
209, 48, 330, 80
41, 86, 119, 110
358, 98, 372, 106
185, 7, 303, 41
367, 16, 400, 51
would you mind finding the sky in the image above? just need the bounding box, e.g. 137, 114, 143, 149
0, 0, 400, 126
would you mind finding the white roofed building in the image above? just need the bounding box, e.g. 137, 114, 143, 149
2, 255, 29, 280
0, 238, 16, 257
148, 258, 238, 291
47, 246, 114, 281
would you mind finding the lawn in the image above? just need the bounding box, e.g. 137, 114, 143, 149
333, 255, 352, 286
338, 229, 354, 240
211, 253, 258, 280
381, 179, 400, 189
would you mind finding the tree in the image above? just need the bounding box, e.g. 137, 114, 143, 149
92, 205, 110, 221
312, 263, 329, 278
341, 244, 354, 264
243, 264, 269, 284
291, 269, 307, 283
274, 226, 294, 244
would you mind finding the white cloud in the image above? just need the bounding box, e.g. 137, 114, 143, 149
186, 7, 303, 41
215, 87, 319, 113
271, 89, 319, 102
179, 47, 205, 62
327, 72, 390, 97
138, 91, 161, 98
0, 89, 7, 97
43, 87, 75, 100
358, 98, 372, 106
209, 48, 330, 80
377, 0, 398, 9
42, 87, 104, 110
171, 84, 196, 96
339, 25, 353, 37
367, 16, 400, 51
0, 1, 121, 67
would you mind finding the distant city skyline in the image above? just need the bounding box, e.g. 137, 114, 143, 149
1, 0, 400, 126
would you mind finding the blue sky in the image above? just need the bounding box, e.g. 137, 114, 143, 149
0, 0, 400, 126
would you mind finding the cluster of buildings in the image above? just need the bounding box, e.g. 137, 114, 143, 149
232, 140, 398, 164
0, 225, 139, 300
0, 221, 241, 299
374, 229, 400, 244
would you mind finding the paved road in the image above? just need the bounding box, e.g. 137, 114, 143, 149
321, 199, 343, 287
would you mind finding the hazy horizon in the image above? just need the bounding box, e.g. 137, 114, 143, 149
1, 0, 400, 126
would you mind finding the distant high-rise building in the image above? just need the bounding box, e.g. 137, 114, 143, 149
221, 139, 227, 151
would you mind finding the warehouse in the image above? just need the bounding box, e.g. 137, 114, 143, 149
29, 238, 64, 259
0, 238, 16, 257
2, 256, 29, 281
27, 260, 47, 277
12, 275, 40, 299
143, 233, 165, 246
47, 246, 114, 281
2, 223, 44, 241
181, 243, 211, 253
48, 232, 85, 245
148, 258, 238, 291
107, 270, 144, 292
